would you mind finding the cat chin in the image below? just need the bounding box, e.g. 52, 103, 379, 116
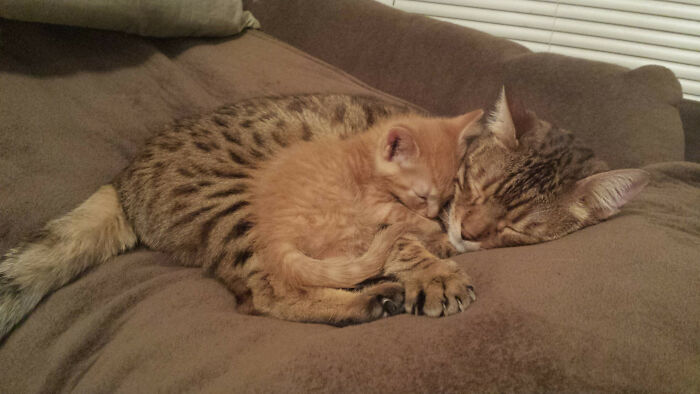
448, 228, 481, 253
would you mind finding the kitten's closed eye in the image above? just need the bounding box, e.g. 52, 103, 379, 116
413, 191, 428, 201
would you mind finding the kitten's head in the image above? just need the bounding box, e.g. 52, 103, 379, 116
375, 109, 484, 218
447, 88, 649, 252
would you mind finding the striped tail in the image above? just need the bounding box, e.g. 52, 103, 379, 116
0, 185, 137, 340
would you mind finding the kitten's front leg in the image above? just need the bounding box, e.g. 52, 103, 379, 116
384, 234, 475, 317
418, 229, 458, 259
401, 215, 458, 259
241, 270, 405, 325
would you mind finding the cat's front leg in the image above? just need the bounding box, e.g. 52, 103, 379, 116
384, 234, 475, 317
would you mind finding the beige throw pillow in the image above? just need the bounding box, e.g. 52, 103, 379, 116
0, 0, 259, 37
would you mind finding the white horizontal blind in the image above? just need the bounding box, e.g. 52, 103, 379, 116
379, 0, 700, 101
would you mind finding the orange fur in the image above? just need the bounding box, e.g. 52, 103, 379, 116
251, 111, 482, 288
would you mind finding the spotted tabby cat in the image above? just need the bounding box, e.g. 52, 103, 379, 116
0, 92, 648, 338
0, 94, 484, 337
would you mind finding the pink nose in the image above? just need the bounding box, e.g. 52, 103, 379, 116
427, 203, 440, 218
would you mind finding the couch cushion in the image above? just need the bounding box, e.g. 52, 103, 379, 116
245, 0, 685, 169
1, 18, 699, 393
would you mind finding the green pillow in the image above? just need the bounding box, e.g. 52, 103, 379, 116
0, 0, 259, 37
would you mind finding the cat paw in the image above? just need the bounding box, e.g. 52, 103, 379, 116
362, 281, 405, 318
402, 259, 475, 317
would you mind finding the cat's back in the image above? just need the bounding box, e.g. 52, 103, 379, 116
113, 94, 418, 265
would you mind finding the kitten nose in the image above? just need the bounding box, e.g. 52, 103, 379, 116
427, 201, 440, 218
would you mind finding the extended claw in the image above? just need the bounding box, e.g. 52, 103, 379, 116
467, 286, 476, 302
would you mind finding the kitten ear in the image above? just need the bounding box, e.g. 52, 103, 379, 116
569, 169, 650, 222
383, 126, 419, 165
454, 109, 484, 156
488, 87, 535, 149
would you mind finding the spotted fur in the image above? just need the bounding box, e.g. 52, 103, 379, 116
0, 94, 481, 337
116, 94, 482, 323
0, 91, 649, 338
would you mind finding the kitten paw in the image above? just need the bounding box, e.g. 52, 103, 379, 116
401, 259, 475, 317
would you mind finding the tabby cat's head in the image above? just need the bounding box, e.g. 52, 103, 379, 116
447, 88, 649, 252
375, 109, 483, 218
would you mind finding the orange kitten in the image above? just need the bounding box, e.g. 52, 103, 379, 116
0, 94, 482, 333
251, 111, 483, 288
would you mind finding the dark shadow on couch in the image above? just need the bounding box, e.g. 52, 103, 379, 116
0, 19, 157, 77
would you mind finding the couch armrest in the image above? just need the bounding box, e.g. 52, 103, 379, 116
244, 0, 684, 168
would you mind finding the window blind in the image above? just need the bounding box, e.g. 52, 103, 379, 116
379, 0, 700, 101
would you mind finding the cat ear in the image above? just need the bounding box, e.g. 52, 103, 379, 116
569, 169, 650, 222
383, 126, 419, 165
488, 87, 535, 149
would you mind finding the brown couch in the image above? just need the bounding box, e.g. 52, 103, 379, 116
1, 0, 699, 392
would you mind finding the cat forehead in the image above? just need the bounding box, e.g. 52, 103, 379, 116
459, 148, 577, 211
465, 122, 591, 182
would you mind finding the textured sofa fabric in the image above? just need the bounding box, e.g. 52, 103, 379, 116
245, 0, 685, 170
1, 10, 700, 394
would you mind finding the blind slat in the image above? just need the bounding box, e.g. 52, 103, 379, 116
678, 78, 700, 96
555, 4, 700, 36
552, 18, 699, 51
540, 0, 700, 22
397, 1, 556, 29
417, 3, 698, 50
413, 0, 559, 15
412, 0, 700, 25
668, 0, 700, 6
549, 31, 700, 65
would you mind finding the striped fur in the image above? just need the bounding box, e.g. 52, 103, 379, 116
114, 94, 481, 323
0, 94, 481, 337
447, 88, 649, 252
2, 91, 647, 337
0, 186, 136, 339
